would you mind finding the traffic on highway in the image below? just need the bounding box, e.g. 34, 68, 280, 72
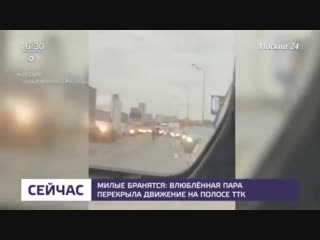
89, 30, 234, 176
90, 120, 215, 175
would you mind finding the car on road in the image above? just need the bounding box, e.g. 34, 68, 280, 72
159, 123, 169, 136
180, 126, 214, 154
170, 129, 183, 139
126, 122, 149, 136
138, 127, 149, 134
126, 125, 138, 136
91, 121, 115, 142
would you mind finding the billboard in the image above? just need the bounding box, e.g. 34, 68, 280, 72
211, 95, 224, 115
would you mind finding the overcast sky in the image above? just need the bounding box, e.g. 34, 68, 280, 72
89, 30, 235, 120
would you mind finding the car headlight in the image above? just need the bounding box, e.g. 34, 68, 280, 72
129, 129, 135, 134
182, 135, 187, 139
176, 133, 180, 137
186, 136, 193, 143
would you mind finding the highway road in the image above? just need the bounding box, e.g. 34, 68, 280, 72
88, 132, 235, 210
89, 134, 195, 176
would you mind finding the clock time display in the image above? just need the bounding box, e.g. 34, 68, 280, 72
24, 42, 45, 51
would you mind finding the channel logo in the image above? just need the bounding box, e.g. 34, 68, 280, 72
21, 179, 92, 201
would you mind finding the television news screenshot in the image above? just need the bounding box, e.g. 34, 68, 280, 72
0, 30, 318, 210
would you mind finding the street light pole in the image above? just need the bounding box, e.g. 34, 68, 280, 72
192, 64, 205, 123
201, 70, 205, 122
185, 85, 190, 121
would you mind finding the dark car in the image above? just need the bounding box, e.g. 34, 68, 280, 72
90, 121, 116, 142
125, 123, 141, 137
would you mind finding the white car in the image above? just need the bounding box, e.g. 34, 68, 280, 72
159, 123, 169, 136
170, 129, 182, 138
